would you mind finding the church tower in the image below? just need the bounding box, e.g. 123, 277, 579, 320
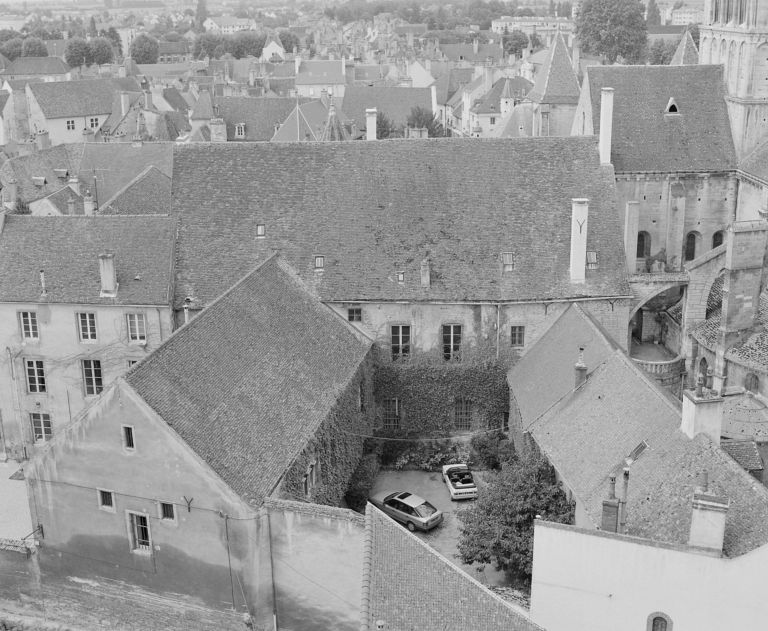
699, 0, 768, 156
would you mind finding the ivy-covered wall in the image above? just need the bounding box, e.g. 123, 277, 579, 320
278, 354, 376, 505
373, 355, 509, 437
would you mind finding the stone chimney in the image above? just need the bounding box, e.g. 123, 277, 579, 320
36, 130, 50, 151
143, 90, 153, 110
624, 201, 639, 274
3, 178, 17, 210
98, 253, 118, 297
569, 198, 589, 283
121, 91, 131, 117
473, 38, 479, 55
68, 176, 80, 196
599, 87, 614, 165
601, 475, 620, 532
83, 190, 96, 216
210, 117, 227, 142
574, 346, 587, 388
688, 472, 728, 552
420, 257, 430, 288
294, 54, 301, 75
681, 378, 724, 445
366, 108, 377, 141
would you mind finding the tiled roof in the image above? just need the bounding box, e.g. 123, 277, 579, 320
353, 64, 388, 82
0, 215, 175, 305
585, 65, 736, 173
41, 185, 84, 215
721, 439, 764, 472
499, 103, 533, 138
0, 143, 83, 202
126, 256, 371, 507
4, 56, 69, 76
691, 313, 720, 349
342, 85, 432, 128
154, 110, 191, 141
440, 42, 504, 63
100, 166, 172, 215
363, 504, 542, 631
706, 274, 724, 318
722, 394, 768, 440
170, 137, 631, 309
740, 138, 768, 183
215, 96, 305, 141
162, 87, 190, 113
527, 33, 579, 105
530, 350, 768, 557
190, 89, 214, 120
27, 78, 138, 119
670, 31, 699, 65
271, 100, 331, 142
295, 59, 345, 85
433, 67, 473, 105
509, 303, 620, 431
472, 77, 532, 115
158, 40, 189, 55
77, 142, 174, 207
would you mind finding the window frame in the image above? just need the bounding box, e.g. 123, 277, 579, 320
256, 223, 266, 238
235, 123, 246, 138
314, 255, 325, 270
127, 511, 152, 554
25, 358, 46, 393
89, 117, 99, 129
97, 488, 116, 513
82, 358, 103, 396
510, 325, 525, 348
66, 119, 75, 130
19, 311, 39, 341
454, 397, 472, 430
76, 312, 98, 342
391, 324, 411, 361
442, 323, 462, 361
646, 612, 672, 631
29, 411, 52, 442
122, 424, 135, 451
383, 397, 401, 430
501, 252, 515, 274
347, 306, 362, 322
126, 313, 147, 343
159, 502, 176, 522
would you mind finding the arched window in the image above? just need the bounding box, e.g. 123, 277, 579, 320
698, 357, 709, 380
685, 232, 699, 261
652, 617, 668, 631
745, 372, 759, 393
647, 612, 673, 631
712, 230, 725, 248
637, 231, 651, 258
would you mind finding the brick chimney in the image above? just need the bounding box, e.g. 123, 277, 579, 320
688, 472, 728, 552
599, 87, 614, 165
601, 475, 620, 532
98, 253, 118, 297
574, 346, 587, 388
366, 108, 377, 141
569, 198, 589, 283
681, 376, 724, 445
83, 190, 96, 216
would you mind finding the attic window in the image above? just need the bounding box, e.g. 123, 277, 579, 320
235, 123, 246, 138
256, 223, 266, 238
396, 271, 405, 284
586, 251, 599, 270
32, 176, 46, 187
501, 252, 515, 274
314, 255, 324, 270
665, 98, 679, 114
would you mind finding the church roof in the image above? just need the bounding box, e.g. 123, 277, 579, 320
527, 33, 580, 105
670, 30, 699, 65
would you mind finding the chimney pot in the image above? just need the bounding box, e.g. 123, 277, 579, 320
681, 387, 724, 445
575, 346, 587, 387
601, 475, 620, 532
569, 198, 589, 283
599, 87, 614, 165
98, 253, 118, 297
366, 108, 377, 141
689, 473, 729, 552
39, 269, 47, 296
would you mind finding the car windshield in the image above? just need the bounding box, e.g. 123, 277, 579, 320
414, 502, 437, 518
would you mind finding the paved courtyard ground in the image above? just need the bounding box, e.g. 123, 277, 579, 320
370, 469, 509, 587
0, 461, 32, 539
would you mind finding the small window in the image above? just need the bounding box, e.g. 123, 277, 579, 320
77, 312, 97, 341
127, 360, 139, 368
20, 311, 39, 340
126, 313, 147, 342
235, 123, 246, 137
586, 251, 599, 270
66, 119, 75, 130
122, 425, 135, 450
160, 502, 175, 520
391, 325, 411, 361
454, 397, 472, 430
637, 231, 651, 258
82, 359, 103, 396
30, 412, 51, 441
685, 231, 699, 261
501, 252, 515, 274
396, 271, 405, 284
383, 398, 401, 430
98, 489, 115, 511
314, 255, 325, 270
25, 359, 46, 393
490, 116, 496, 125
348, 306, 362, 322
89, 117, 99, 128
712, 230, 724, 248
745, 372, 759, 393
647, 612, 672, 631
442, 324, 462, 361
128, 512, 151, 553
665, 98, 679, 114
510, 325, 525, 347
256, 223, 266, 238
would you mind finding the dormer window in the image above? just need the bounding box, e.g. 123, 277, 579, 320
53, 169, 68, 179
586, 251, 599, 270
235, 123, 246, 138
665, 98, 679, 114
314, 255, 324, 270
501, 252, 515, 274
32, 176, 46, 187
256, 223, 266, 238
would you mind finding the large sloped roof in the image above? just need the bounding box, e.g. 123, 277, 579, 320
670, 30, 699, 65
169, 137, 631, 309
585, 64, 736, 173
527, 33, 580, 105
362, 504, 542, 631
100, 166, 172, 215
215, 96, 306, 141
341, 85, 432, 128
5, 56, 69, 76
27, 78, 139, 119
0, 143, 83, 202
126, 255, 371, 507
0, 215, 175, 305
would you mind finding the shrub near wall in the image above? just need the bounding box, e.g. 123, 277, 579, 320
373, 359, 509, 437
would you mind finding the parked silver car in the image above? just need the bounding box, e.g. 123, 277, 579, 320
369, 490, 444, 532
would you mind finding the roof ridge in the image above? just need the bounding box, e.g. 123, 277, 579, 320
100, 164, 165, 210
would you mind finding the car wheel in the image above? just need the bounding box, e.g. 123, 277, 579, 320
406, 521, 416, 532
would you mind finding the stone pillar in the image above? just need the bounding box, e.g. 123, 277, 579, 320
624, 201, 639, 274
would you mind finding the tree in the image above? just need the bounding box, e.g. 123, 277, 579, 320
576, 0, 648, 64
529, 31, 543, 50
646, 0, 661, 26
503, 30, 529, 57
65, 37, 92, 67
21, 36, 47, 57
129, 33, 159, 63
1, 38, 23, 60
89, 37, 114, 65
99, 27, 123, 56
0, 29, 22, 43
194, 31, 223, 58
648, 38, 677, 63
376, 110, 398, 139
406, 105, 443, 137
163, 30, 181, 41
457, 453, 574, 584
231, 31, 265, 58
278, 30, 300, 53
88, 15, 97, 37
195, 0, 207, 30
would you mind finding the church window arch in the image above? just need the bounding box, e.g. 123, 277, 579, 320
637, 231, 651, 258
647, 612, 673, 631
685, 231, 700, 261
712, 230, 725, 248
